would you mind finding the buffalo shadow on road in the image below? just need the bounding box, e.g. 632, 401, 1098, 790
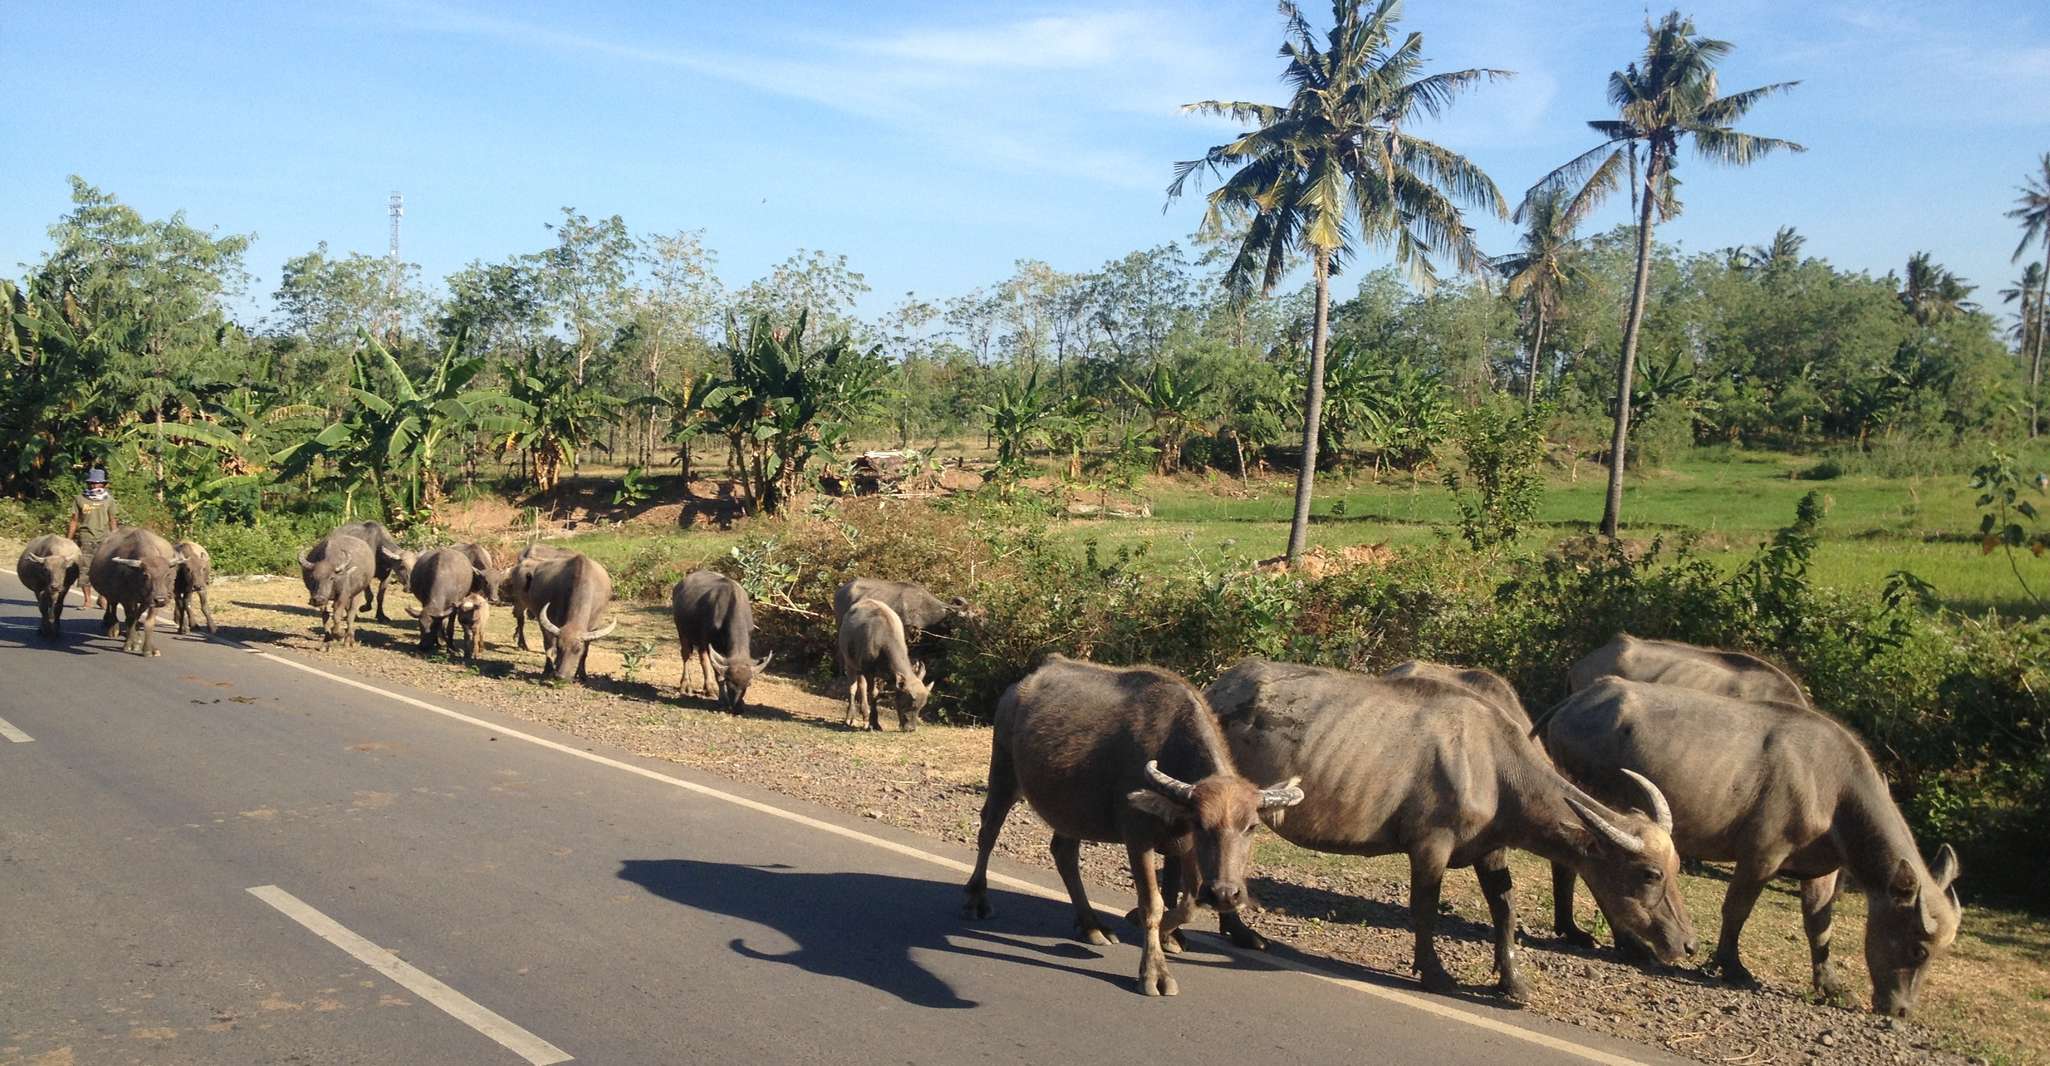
617, 858, 1247, 1006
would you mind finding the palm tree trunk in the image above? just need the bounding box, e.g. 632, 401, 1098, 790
1286, 251, 1332, 565
1526, 312, 1547, 408
2032, 248, 2048, 439
1601, 157, 1662, 538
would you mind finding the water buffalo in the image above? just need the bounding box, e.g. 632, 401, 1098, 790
1570, 633, 1808, 707
524, 551, 617, 682
453, 592, 489, 664
89, 528, 187, 656
16, 534, 82, 638
671, 570, 771, 710
1384, 660, 1529, 728
831, 577, 972, 636
837, 598, 931, 731
1205, 660, 1695, 999
1535, 678, 1960, 1017
405, 546, 496, 654
299, 533, 374, 649
510, 543, 576, 651
329, 520, 416, 622
171, 540, 215, 635
962, 654, 1304, 997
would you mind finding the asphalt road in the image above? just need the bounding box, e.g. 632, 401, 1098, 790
0, 577, 1679, 1065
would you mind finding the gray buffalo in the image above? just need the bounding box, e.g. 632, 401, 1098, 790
522, 551, 617, 682
1385, 660, 1529, 728
831, 577, 972, 636
300, 533, 374, 649
330, 520, 416, 621
89, 528, 187, 656
837, 598, 931, 731
671, 570, 771, 710
171, 540, 215, 635
962, 654, 1304, 997
1205, 660, 1695, 999
1570, 633, 1808, 707
1535, 678, 1960, 1017
510, 543, 576, 651
405, 546, 497, 654
453, 591, 490, 664
16, 534, 82, 638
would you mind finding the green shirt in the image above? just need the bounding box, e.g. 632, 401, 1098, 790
73, 493, 118, 542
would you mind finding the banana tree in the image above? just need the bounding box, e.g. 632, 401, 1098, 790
1121, 363, 1213, 475
703, 311, 887, 513
507, 348, 620, 493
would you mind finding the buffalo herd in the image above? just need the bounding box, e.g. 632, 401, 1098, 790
14, 524, 1959, 1016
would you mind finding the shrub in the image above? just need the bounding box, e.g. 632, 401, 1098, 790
1443, 400, 1548, 549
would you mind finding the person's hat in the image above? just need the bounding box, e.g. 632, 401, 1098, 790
85, 468, 108, 484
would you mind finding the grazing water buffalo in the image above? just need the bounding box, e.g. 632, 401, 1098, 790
1204, 660, 1695, 999
16, 534, 81, 638
831, 577, 972, 636
89, 528, 187, 656
329, 520, 415, 621
1535, 678, 1960, 1017
300, 533, 374, 649
671, 570, 771, 710
962, 654, 1304, 997
1385, 660, 1530, 728
510, 543, 576, 651
171, 540, 215, 635
525, 552, 617, 682
837, 598, 931, 731
1570, 633, 1808, 707
406, 547, 496, 654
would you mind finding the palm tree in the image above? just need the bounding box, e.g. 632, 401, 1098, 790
1122, 363, 1213, 474
1899, 252, 1979, 326
1168, 0, 1507, 565
1733, 226, 1804, 277
2008, 153, 2050, 438
2001, 263, 2045, 361
1490, 189, 1580, 406
1525, 10, 1801, 537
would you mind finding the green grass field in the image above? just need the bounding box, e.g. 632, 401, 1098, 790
1053, 447, 2050, 617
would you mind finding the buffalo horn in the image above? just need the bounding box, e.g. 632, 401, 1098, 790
299, 549, 313, 569
1621, 769, 1674, 832
405, 605, 423, 618
586, 618, 618, 641
1142, 761, 1196, 803
115, 556, 144, 569
25, 552, 47, 565
1258, 776, 1306, 811
1564, 793, 1645, 854
538, 605, 563, 637
709, 649, 728, 669
752, 651, 773, 672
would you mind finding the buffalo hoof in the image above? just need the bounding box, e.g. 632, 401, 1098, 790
1710, 953, 1758, 987
1219, 913, 1268, 951
1813, 965, 1850, 1002
962, 895, 993, 921
1559, 927, 1598, 950
1497, 974, 1533, 1003
1417, 964, 1458, 995
1137, 957, 1178, 997
1077, 923, 1119, 947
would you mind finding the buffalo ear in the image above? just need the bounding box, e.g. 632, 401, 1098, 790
1888, 857, 1920, 906
1931, 844, 1960, 891
1126, 789, 1188, 826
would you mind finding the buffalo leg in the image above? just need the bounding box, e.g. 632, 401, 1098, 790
197, 586, 214, 634
1477, 850, 1529, 1000
1711, 852, 1785, 985
1551, 861, 1596, 948
175, 591, 192, 634
867, 676, 885, 732
677, 630, 693, 696
698, 648, 716, 697
1409, 836, 1457, 993
373, 575, 390, 622
962, 743, 1018, 920
1801, 871, 1847, 999
419, 611, 438, 653
1155, 848, 1202, 954
138, 605, 159, 656
102, 601, 119, 638
845, 675, 865, 729
1050, 835, 1118, 946
1127, 843, 1176, 996
515, 605, 531, 651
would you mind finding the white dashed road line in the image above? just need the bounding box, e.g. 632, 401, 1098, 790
249, 649, 1649, 1066
0, 715, 32, 743
247, 884, 572, 1066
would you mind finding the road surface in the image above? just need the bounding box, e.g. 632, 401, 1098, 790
0, 576, 1677, 1065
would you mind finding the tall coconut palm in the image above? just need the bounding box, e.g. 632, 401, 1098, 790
1899, 252, 1979, 326
1490, 188, 1580, 406
1168, 0, 1507, 565
2001, 263, 2045, 360
2008, 153, 2050, 438
1525, 10, 1801, 537
1734, 226, 1804, 278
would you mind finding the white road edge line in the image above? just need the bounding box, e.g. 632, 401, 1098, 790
247, 884, 572, 1066
0, 715, 32, 743
250, 649, 1646, 1066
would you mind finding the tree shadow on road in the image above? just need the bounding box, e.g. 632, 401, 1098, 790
618, 858, 1158, 1006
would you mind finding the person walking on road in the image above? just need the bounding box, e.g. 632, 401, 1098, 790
67, 468, 120, 610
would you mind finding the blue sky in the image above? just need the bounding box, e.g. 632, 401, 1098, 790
4, 1, 2048, 327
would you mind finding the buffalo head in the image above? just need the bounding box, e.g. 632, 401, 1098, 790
1867, 844, 1960, 1018
1564, 770, 1697, 964
1127, 760, 1303, 913
538, 605, 618, 681
708, 648, 773, 710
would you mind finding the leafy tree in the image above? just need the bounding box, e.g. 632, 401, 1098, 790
732, 250, 870, 340
625, 230, 723, 463
439, 258, 548, 355
276, 242, 425, 349
1525, 10, 1801, 536
1170, 0, 1506, 564
1492, 190, 1581, 405
535, 208, 636, 384
1444, 399, 1549, 548
2008, 153, 2050, 438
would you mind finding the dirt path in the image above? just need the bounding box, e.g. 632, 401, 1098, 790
93, 574, 2033, 1064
